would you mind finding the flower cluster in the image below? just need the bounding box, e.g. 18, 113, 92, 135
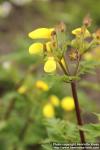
28, 19, 100, 76
35, 80, 49, 91
28, 24, 68, 73
43, 96, 75, 118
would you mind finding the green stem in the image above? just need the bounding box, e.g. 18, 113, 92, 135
74, 58, 80, 75
63, 55, 70, 74
18, 117, 32, 140
59, 60, 69, 75
4, 98, 16, 120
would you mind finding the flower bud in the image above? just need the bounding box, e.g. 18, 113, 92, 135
83, 14, 92, 27
59, 22, 66, 32
95, 29, 100, 39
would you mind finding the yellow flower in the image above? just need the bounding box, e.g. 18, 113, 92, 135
28, 27, 57, 73
44, 57, 56, 73
50, 95, 60, 107
17, 85, 27, 94
29, 43, 43, 54
72, 27, 90, 37
29, 41, 52, 55
43, 103, 55, 118
61, 96, 75, 111
83, 52, 93, 61
35, 80, 49, 91
28, 28, 54, 39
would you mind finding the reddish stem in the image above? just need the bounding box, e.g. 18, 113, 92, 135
71, 82, 86, 147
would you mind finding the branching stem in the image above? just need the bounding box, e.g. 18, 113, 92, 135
59, 60, 68, 75
59, 58, 86, 147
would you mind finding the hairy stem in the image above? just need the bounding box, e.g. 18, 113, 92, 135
71, 82, 86, 146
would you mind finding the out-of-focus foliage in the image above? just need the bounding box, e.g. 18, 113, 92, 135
0, 0, 100, 150
0, 36, 100, 149
42, 118, 100, 150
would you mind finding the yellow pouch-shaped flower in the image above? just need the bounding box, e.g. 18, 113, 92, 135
72, 27, 90, 37
29, 43, 43, 54
28, 28, 54, 39
43, 103, 55, 118
35, 80, 49, 91
50, 95, 60, 107
61, 96, 75, 111
17, 85, 27, 94
44, 57, 56, 73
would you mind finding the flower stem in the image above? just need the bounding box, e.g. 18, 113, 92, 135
71, 82, 86, 146
4, 98, 16, 120
59, 60, 68, 75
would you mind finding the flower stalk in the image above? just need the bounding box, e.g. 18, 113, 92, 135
71, 82, 86, 146
60, 58, 86, 145
4, 98, 16, 120
58, 56, 86, 144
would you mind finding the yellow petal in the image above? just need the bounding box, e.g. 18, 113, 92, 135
61, 96, 75, 111
17, 85, 27, 94
72, 27, 90, 37
44, 57, 56, 73
28, 28, 54, 39
29, 43, 43, 54
43, 103, 55, 118
35, 80, 49, 91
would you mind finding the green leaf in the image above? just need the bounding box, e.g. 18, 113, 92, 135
78, 123, 100, 142
43, 118, 80, 143
93, 113, 100, 122
78, 60, 100, 76
60, 75, 80, 82
0, 121, 7, 131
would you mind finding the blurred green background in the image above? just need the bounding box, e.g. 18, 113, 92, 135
0, 0, 100, 150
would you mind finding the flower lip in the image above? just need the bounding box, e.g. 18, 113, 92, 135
61, 96, 75, 111
50, 95, 60, 107
44, 57, 56, 73
43, 103, 55, 118
28, 28, 54, 39
35, 80, 49, 91
29, 42, 43, 55
72, 27, 90, 37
